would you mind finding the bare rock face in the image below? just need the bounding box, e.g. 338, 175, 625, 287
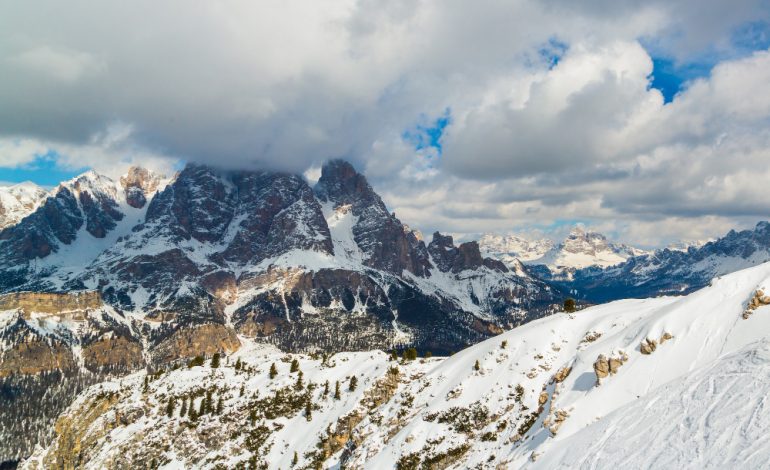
315, 160, 431, 276
594, 352, 628, 384
593, 354, 610, 380
120, 166, 163, 208
428, 233, 508, 274
553, 366, 572, 383
0, 334, 77, 378
0, 291, 102, 315
743, 289, 770, 319
640, 338, 658, 355
81, 335, 145, 374
149, 323, 241, 366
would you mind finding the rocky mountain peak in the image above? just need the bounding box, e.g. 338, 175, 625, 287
120, 166, 165, 208
0, 181, 49, 230
314, 159, 384, 210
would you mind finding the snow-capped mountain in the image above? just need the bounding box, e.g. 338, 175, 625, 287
478, 233, 554, 263
480, 226, 648, 275
0, 160, 560, 463
0, 181, 48, 230
564, 221, 770, 302
24, 261, 770, 469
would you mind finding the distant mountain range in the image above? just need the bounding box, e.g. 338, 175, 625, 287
480, 227, 649, 275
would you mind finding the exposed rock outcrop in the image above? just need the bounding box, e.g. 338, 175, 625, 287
742, 289, 770, 319
593, 352, 628, 384
149, 323, 241, 366
0, 291, 102, 316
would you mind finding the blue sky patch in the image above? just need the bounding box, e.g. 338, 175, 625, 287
403, 109, 451, 154
0, 152, 88, 187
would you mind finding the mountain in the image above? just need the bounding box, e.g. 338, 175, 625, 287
0, 160, 560, 464
0, 182, 48, 230
564, 221, 770, 302
480, 226, 648, 275
478, 233, 554, 263
23, 261, 770, 468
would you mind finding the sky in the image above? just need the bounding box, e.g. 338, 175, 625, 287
1, 1, 770, 247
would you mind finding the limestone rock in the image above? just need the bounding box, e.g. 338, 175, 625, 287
640, 338, 658, 355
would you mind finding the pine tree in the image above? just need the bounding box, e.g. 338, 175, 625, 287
216, 396, 223, 415
240, 384, 245, 397
204, 390, 213, 414
473, 359, 481, 371
564, 298, 577, 313
403, 348, 418, 361
305, 397, 312, 421
188, 400, 198, 421
143, 376, 149, 393
294, 371, 304, 391
390, 350, 398, 361
269, 363, 278, 379
291, 451, 298, 466
235, 358, 242, 370
348, 375, 358, 391
323, 380, 329, 398
333, 381, 341, 400
501, 340, 507, 349
165, 396, 176, 417
179, 398, 187, 417
211, 353, 221, 368
290, 359, 299, 373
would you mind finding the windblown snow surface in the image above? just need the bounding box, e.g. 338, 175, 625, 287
24, 262, 770, 469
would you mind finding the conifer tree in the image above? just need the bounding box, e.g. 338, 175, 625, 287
323, 380, 329, 398
179, 397, 187, 417
216, 396, 223, 415
166, 396, 176, 417
305, 397, 312, 421
295, 371, 304, 391
348, 375, 358, 391
334, 381, 341, 400
235, 358, 242, 370
474, 359, 481, 371
211, 353, 221, 368
199, 396, 206, 416
204, 390, 213, 414
269, 363, 278, 379
240, 384, 245, 397
189, 401, 198, 421
292, 451, 298, 466
290, 358, 300, 373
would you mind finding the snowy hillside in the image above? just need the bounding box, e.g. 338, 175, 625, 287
25, 262, 770, 469
0, 181, 48, 229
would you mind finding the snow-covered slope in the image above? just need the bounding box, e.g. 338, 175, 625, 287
26, 262, 770, 469
0, 181, 48, 229
535, 340, 770, 469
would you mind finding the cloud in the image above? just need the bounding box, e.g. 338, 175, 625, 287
10, 45, 105, 82
1, 1, 770, 246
